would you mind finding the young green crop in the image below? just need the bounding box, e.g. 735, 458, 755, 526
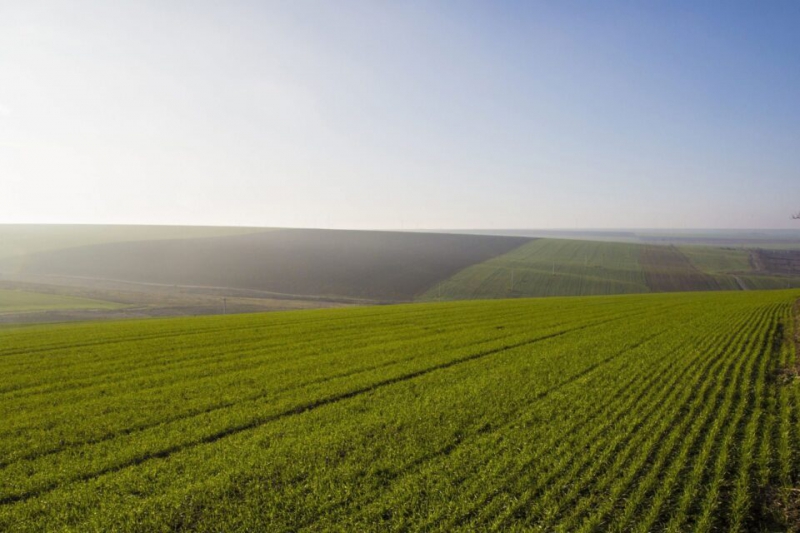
0, 290, 798, 531
421, 238, 649, 299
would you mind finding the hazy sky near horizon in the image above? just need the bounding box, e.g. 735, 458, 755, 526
2, 1, 799, 229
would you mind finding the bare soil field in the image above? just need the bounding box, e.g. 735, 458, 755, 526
639, 245, 722, 292
752, 249, 800, 275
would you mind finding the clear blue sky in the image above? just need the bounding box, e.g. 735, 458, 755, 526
2, 1, 799, 229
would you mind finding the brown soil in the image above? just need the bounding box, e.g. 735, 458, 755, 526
752, 249, 800, 275
639, 245, 721, 292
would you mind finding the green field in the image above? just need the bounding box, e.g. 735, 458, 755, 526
0, 289, 123, 314
678, 246, 753, 273
737, 275, 800, 291
679, 247, 800, 290
2, 290, 799, 531
423, 239, 649, 299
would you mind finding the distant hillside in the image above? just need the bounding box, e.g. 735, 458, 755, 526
421, 239, 800, 300
638, 245, 724, 292
429, 228, 800, 248
6, 225, 800, 310
16, 229, 531, 301
422, 239, 649, 299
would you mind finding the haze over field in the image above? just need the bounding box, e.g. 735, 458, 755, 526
5, 4, 800, 532
2, 1, 799, 230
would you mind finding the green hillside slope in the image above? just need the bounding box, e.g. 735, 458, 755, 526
5, 226, 800, 307
678, 245, 753, 273
2, 290, 799, 531
422, 239, 649, 300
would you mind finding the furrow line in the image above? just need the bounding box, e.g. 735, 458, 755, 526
565, 305, 772, 531
481, 308, 749, 530
1, 301, 651, 397
617, 306, 778, 532
415, 317, 714, 531
528, 305, 768, 530
663, 309, 781, 531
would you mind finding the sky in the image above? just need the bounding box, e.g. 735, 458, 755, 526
1, 1, 799, 229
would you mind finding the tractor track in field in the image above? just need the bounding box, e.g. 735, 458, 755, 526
0, 306, 652, 468
295, 327, 672, 530
733, 275, 749, 291
0, 314, 634, 507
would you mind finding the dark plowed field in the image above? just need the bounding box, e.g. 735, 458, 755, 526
22, 229, 531, 301
753, 249, 800, 275
640, 245, 722, 292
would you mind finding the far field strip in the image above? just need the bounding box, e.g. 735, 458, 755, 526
421, 238, 800, 300
0, 288, 124, 315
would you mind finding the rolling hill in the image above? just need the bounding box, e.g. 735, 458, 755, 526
3, 226, 800, 317
10, 229, 531, 302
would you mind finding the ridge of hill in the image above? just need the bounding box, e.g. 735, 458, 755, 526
0, 224, 264, 264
